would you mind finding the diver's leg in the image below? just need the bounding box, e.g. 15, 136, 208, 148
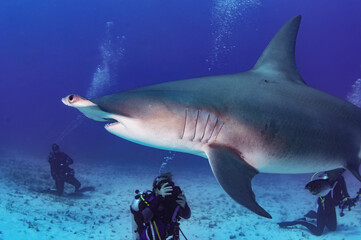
278, 221, 299, 228
279, 220, 324, 236
304, 210, 317, 219
325, 207, 337, 231
66, 176, 81, 192
55, 179, 64, 195
279, 205, 326, 237
301, 220, 324, 236
308, 205, 327, 236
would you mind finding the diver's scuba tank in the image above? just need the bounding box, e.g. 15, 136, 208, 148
131, 190, 142, 211
130, 189, 143, 240
130, 190, 155, 240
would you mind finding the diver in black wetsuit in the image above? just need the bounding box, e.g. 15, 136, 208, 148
278, 168, 354, 236
48, 144, 81, 195
130, 172, 191, 240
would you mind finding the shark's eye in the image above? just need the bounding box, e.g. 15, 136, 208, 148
69, 95, 75, 102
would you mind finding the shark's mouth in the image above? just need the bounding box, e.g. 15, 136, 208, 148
104, 117, 127, 129
105, 121, 120, 129
102, 114, 127, 129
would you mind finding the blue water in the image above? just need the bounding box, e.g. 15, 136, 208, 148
0, 0, 361, 239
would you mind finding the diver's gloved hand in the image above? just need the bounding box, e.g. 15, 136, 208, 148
156, 183, 173, 198
176, 193, 187, 208
345, 198, 355, 210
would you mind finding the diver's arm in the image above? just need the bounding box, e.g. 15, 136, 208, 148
48, 152, 55, 162
176, 194, 191, 219
141, 207, 154, 223
179, 203, 191, 219
64, 153, 74, 165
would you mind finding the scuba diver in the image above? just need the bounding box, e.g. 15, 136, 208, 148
278, 168, 357, 236
130, 172, 191, 240
48, 143, 81, 195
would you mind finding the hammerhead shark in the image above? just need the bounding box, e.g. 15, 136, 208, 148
62, 16, 361, 218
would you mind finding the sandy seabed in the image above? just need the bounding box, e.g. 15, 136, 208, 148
0, 156, 360, 240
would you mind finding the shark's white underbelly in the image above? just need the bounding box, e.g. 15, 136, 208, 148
253, 155, 343, 174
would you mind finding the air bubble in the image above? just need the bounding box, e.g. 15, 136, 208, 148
347, 78, 361, 108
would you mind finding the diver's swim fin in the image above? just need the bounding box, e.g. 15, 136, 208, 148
206, 144, 272, 219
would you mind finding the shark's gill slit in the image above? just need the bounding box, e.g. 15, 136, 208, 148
207, 117, 218, 143
181, 108, 187, 139
200, 112, 211, 142
191, 109, 200, 141
214, 121, 224, 141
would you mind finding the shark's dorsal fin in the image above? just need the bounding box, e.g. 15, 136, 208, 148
252, 15, 306, 85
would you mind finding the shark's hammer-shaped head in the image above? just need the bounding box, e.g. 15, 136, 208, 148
62, 91, 187, 150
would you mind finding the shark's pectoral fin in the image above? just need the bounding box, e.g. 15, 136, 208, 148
206, 144, 272, 219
